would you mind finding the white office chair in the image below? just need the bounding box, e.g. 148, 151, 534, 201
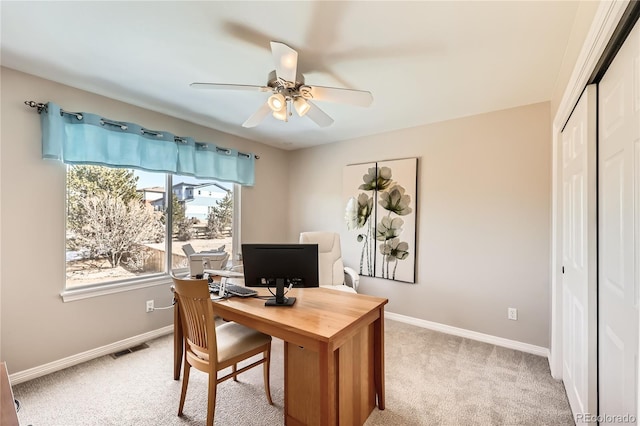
299, 231, 359, 293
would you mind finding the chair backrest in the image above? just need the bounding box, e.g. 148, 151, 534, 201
299, 232, 344, 287
172, 276, 218, 363
182, 244, 196, 257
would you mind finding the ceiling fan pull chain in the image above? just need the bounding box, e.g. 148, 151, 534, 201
285, 99, 290, 122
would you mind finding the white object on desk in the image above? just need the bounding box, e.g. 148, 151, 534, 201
189, 252, 229, 276
203, 269, 243, 278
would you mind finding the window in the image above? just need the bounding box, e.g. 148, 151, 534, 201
65, 165, 235, 289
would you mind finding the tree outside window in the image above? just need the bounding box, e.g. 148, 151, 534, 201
65, 165, 235, 288
206, 191, 233, 238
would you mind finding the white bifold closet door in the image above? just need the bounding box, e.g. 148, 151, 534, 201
561, 84, 598, 422
598, 19, 639, 425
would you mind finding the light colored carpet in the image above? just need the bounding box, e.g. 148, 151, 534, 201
13, 319, 573, 425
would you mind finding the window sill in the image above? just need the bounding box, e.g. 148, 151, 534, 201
60, 274, 175, 302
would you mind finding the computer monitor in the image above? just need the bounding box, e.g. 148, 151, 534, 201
241, 244, 319, 289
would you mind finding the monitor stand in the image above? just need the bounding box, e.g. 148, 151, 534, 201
265, 278, 296, 306
265, 296, 296, 306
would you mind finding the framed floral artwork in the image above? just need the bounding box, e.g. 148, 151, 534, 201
343, 158, 417, 283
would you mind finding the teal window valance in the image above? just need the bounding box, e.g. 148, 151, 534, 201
40, 102, 255, 186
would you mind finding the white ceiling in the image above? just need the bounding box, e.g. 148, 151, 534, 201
1, 1, 583, 150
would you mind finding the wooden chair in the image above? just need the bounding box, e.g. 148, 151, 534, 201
172, 276, 273, 426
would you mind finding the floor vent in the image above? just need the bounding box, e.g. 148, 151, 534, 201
111, 343, 149, 359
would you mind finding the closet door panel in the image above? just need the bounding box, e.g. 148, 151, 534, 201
598, 19, 639, 424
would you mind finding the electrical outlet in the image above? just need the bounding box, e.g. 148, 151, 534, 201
146, 300, 154, 313
508, 307, 518, 321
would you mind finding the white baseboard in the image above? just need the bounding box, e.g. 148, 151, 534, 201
10, 316, 549, 385
385, 311, 550, 358
9, 325, 174, 385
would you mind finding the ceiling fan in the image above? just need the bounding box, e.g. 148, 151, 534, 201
190, 41, 373, 128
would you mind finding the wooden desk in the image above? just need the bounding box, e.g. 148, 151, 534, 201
1, 362, 19, 426
174, 287, 387, 425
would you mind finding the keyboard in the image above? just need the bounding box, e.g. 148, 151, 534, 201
210, 283, 257, 298
226, 284, 258, 297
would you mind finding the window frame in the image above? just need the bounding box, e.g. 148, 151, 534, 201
60, 169, 240, 302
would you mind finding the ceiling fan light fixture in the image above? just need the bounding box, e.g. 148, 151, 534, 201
272, 107, 288, 122
268, 93, 286, 111
293, 97, 310, 117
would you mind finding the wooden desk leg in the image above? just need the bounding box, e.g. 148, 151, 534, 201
173, 301, 183, 381
374, 308, 385, 409
318, 342, 338, 425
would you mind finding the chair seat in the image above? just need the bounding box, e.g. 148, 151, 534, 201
216, 322, 272, 364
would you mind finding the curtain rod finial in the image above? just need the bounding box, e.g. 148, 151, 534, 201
24, 101, 48, 113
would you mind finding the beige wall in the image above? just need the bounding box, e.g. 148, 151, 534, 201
0, 68, 289, 372
0, 66, 553, 372
288, 102, 552, 347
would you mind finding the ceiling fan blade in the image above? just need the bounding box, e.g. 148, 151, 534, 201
307, 86, 373, 107
305, 101, 334, 127
270, 41, 298, 84
242, 102, 272, 128
190, 82, 271, 92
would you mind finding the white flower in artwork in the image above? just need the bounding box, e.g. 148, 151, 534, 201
375, 216, 404, 241
344, 193, 375, 276
379, 237, 410, 279
344, 196, 358, 230
378, 185, 412, 216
